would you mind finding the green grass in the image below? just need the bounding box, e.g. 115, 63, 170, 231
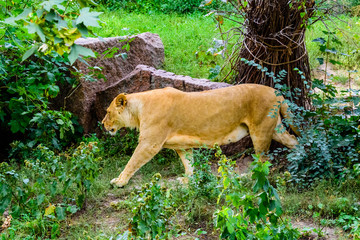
94, 11, 360, 86
94, 11, 234, 80
282, 180, 360, 219
306, 15, 360, 70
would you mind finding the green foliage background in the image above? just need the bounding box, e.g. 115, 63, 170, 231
0, 0, 359, 239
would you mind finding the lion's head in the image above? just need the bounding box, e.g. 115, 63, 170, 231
102, 94, 127, 136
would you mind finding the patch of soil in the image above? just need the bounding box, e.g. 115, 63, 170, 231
236, 155, 253, 174
312, 63, 360, 90
293, 219, 345, 240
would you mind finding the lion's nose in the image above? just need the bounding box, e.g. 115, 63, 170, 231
109, 128, 115, 133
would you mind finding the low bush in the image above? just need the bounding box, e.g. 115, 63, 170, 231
126, 173, 177, 239
287, 80, 360, 187
0, 0, 103, 156
214, 147, 300, 239
188, 148, 218, 200
0, 141, 102, 239
0, 35, 81, 153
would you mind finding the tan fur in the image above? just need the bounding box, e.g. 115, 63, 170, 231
102, 84, 298, 187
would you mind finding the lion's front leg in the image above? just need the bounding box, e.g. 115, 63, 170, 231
111, 141, 163, 188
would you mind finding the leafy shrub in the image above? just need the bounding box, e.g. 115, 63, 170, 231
188, 148, 218, 199
336, 213, 360, 238
127, 173, 177, 239
214, 147, 300, 239
0, 141, 101, 238
0, 40, 81, 152
287, 80, 360, 187
1, 0, 101, 63
0, 0, 103, 155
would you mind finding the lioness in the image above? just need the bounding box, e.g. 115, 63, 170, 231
102, 84, 298, 187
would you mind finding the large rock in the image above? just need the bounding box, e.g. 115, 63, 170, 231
57, 32, 165, 133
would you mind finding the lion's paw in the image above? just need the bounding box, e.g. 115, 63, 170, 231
110, 178, 128, 188
177, 176, 189, 184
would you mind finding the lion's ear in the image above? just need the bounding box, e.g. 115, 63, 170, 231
115, 94, 127, 108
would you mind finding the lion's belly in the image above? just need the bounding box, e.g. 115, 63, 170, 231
163, 125, 249, 149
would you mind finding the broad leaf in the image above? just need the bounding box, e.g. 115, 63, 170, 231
41, 0, 66, 11
4, 8, 32, 25
68, 44, 95, 65
312, 37, 326, 45
316, 57, 324, 65
76, 7, 102, 28
37, 194, 45, 206
22, 45, 38, 62
77, 22, 89, 36
56, 206, 66, 220
325, 48, 337, 54
27, 23, 46, 42
45, 203, 56, 216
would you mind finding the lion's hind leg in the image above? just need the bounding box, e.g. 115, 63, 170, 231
248, 122, 276, 161
272, 117, 298, 149
176, 149, 194, 184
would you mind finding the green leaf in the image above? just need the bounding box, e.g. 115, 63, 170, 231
56, 119, 64, 125
329, 59, 342, 65
56, 206, 66, 220
312, 37, 326, 45
0, 195, 12, 215
49, 84, 60, 97
51, 223, 60, 238
77, 194, 85, 208
66, 205, 79, 214
76, 7, 102, 28
115, 231, 130, 240
45, 10, 56, 21
22, 45, 37, 62
37, 194, 45, 205
77, 22, 89, 36
226, 221, 235, 234
316, 58, 324, 65
50, 181, 57, 196
41, 0, 66, 12
45, 203, 56, 216
9, 120, 21, 133
27, 23, 46, 42
68, 44, 95, 65
119, 53, 128, 60
47, 72, 55, 81
4, 8, 32, 25
325, 48, 337, 54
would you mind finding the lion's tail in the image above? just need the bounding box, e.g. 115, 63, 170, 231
280, 99, 301, 136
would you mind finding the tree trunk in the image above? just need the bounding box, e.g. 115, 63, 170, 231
224, 0, 316, 109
